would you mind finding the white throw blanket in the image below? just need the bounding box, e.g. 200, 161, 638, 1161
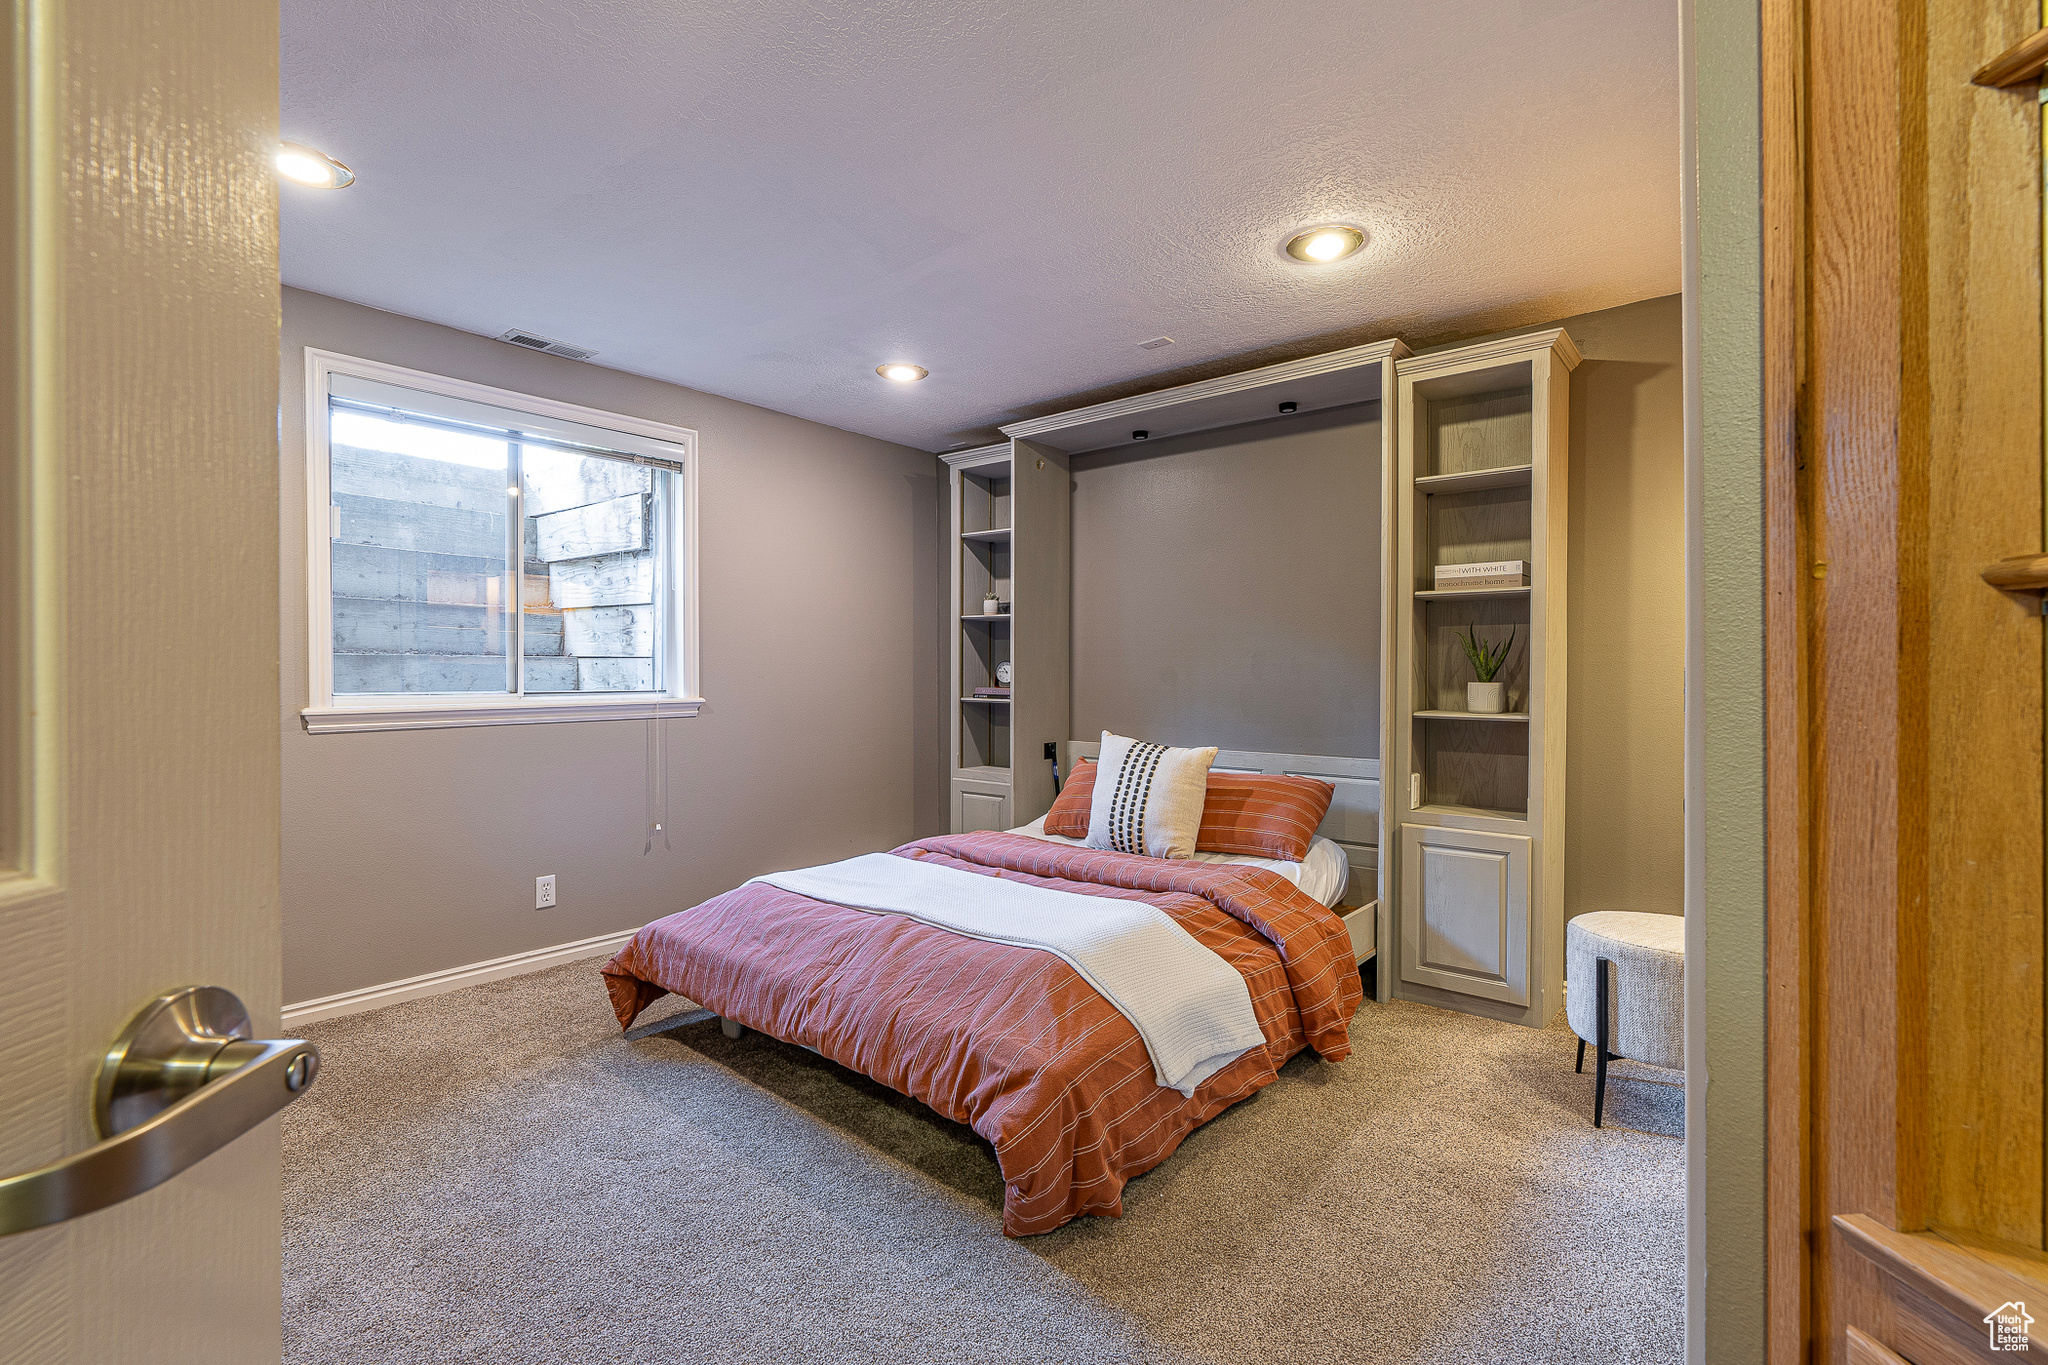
751, 853, 1265, 1096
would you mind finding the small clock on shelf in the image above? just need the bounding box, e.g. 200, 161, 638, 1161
996, 662, 1012, 686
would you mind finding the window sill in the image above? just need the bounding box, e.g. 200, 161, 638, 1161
301, 696, 705, 735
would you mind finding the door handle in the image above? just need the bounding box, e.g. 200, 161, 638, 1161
0, 985, 319, 1237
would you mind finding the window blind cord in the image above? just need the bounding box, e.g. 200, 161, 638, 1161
644, 700, 671, 855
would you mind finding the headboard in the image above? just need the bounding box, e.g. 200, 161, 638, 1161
1056, 740, 1382, 907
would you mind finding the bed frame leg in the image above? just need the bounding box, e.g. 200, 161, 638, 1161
1576, 1037, 1586, 1074
719, 1016, 744, 1041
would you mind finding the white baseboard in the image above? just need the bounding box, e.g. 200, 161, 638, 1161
283, 927, 639, 1028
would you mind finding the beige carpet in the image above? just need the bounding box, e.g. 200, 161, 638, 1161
283, 955, 1683, 1364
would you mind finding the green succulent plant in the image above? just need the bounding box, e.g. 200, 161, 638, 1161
1459, 624, 1515, 683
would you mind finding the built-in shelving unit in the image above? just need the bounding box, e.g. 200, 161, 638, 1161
944, 439, 1070, 832
1386, 327, 1578, 1029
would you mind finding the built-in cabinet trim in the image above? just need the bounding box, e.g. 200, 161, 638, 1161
1000, 337, 1410, 455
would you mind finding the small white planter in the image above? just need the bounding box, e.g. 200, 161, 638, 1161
982, 596, 1000, 616
1467, 681, 1506, 714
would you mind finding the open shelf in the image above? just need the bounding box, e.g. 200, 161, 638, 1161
960, 614, 1012, 622
960, 527, 1010, 617
1418, 365, 1534, 480
1415, 463, 1532, 494
959, 465, 1011, 535
1415, 594, 1529, 714
1413, 709, 1529, 722
957, 765, 1011, 784
1413, 586, 1531, 600
961, 526, 1011, 542
960, 700, 1010, 769
1417, 801, 1530, 824
960, 695, 1011, 705
1413, 714, 1529, 817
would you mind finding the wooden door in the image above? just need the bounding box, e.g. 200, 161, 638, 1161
1762, 0, 2048, 1358
1398, 823, 1531, 1004
0, 2, 283, 1361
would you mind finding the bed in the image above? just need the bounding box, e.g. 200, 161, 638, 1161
601, 744, 1381, 1237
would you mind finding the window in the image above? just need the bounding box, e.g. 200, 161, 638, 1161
302, 352, 700, 732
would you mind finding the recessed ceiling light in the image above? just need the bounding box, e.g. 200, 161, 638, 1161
1284, 225, 1364, 263
877, 363, 928, 383
276, 142, 354, 189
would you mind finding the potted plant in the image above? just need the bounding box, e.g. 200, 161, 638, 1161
982, 591, 1000, 616
1459, 624, 1515, 713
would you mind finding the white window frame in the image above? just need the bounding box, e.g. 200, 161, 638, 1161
300, 349, 703, 734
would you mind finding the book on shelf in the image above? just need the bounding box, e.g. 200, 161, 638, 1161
971, 687, 1011, 698
1433, 560, 1528, 591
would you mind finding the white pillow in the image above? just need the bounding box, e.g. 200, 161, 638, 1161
1083, 731, 1219, 859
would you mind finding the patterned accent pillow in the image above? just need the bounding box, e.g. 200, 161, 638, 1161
1082, 732, 1218, 859
1197, 773, 1336, 862
1046, 759, 1336, 862
1043, 758, 1097, 838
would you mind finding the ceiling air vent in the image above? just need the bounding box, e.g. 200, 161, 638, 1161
495, 329, 597, 362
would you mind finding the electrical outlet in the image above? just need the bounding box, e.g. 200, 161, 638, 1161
535, 874, 556, 909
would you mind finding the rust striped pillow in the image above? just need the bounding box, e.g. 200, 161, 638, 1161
1197, 773, 1335, 862
1043, 759, 1097, 838
1044, 761, 1335, 862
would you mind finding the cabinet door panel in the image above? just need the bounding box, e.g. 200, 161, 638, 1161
955, 789, 1010, 834
1400, 823, 1531, 1004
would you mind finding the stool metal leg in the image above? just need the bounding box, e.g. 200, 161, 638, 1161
1593, 957, 1612, 1128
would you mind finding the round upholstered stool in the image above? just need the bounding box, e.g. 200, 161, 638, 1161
1566, 911, 1684, 1127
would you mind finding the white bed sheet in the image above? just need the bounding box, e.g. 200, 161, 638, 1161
1006, 815, 1352, 908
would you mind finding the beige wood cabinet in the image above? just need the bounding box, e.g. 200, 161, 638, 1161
1385, 329, 1577, 1027
944, 440, 1071, 831
1398, 823, 1533, 1005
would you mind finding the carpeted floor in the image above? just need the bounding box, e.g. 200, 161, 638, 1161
283, 956, 1683, 1365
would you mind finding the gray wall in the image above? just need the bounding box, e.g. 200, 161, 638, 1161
1557, 294, 1687, 923
1065, 294, 1686, 925
281, 287, 945, 1003
1070, 403, 1382, 757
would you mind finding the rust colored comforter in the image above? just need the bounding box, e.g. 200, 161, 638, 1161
601, 831, 1362, 1236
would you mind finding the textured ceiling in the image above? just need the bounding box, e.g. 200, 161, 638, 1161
281, 1, 1680, 453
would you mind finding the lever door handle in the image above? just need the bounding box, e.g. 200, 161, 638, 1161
0, 986, 319, 1237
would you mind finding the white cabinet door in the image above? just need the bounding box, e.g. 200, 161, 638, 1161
953, 787, 1011, 833
1399, 824, 1532, 1005
0, 5, 286, 1359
